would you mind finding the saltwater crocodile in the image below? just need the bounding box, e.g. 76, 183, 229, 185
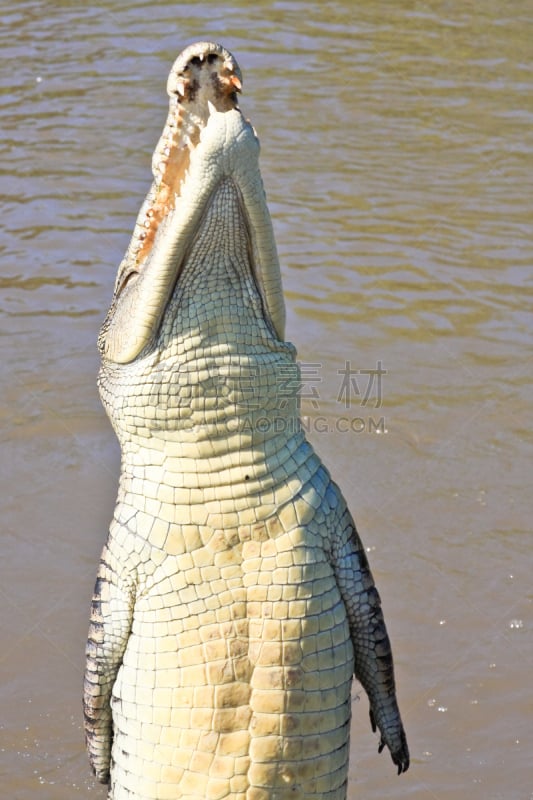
84, 41, 409, 800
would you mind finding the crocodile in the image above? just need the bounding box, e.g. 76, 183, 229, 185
84, 41, 409, 800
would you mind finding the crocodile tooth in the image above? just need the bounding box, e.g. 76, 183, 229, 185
207, 100, 216, 117
230, 74, 242, 93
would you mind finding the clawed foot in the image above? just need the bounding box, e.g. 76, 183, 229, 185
370, 708, 410, 775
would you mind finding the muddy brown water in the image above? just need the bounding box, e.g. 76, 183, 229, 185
1, 2, 531, 798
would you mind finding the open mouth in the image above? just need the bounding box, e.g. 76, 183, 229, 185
99, 42, 285, 365
117, 42, 243, 294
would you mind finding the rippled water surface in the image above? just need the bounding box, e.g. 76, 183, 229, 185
1, 2, 531, 798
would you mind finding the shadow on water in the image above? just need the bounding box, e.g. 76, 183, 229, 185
0, 2, 531, 798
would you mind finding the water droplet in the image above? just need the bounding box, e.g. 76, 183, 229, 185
439, 619, 446, 626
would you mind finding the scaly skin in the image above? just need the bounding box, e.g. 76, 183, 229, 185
84, 41, 409, 800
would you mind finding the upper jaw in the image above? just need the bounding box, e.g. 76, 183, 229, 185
99, 42, 285, 365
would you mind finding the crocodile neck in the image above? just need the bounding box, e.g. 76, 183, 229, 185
98, 173, 311, 517
105, 359, 320, 529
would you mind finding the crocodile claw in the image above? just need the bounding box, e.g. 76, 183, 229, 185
369, 708, 410, 775
95, 769, 110, 785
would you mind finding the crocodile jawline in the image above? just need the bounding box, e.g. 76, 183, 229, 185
98, 41, 285, 364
